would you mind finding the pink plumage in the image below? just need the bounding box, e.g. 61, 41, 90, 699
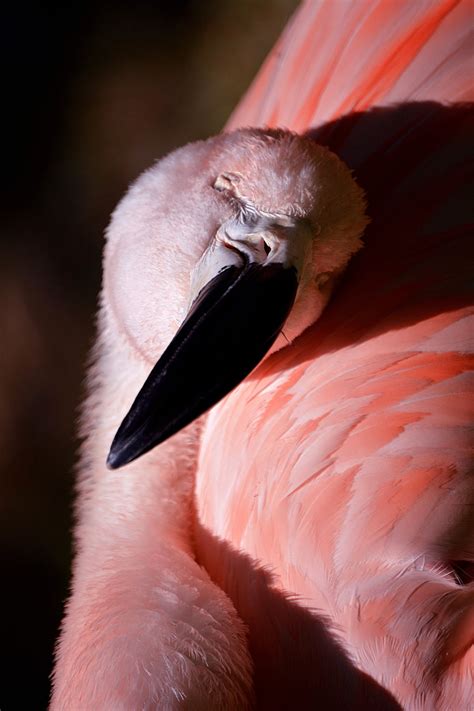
52, 1, 473, 709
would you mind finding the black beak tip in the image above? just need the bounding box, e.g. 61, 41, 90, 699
106, 447, 123, 470
106, 263, 298, 471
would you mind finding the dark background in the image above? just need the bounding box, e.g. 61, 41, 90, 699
1, 2, 297, 707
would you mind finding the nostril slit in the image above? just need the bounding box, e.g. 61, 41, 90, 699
263, 240, 271, 256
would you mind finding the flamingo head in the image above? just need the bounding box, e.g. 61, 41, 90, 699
104, 128, 368, 468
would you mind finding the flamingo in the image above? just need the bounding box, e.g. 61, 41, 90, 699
52, 1, 473, 709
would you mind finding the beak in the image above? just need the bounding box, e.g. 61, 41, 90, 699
106, 241, 298, 469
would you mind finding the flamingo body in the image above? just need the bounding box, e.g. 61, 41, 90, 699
196, 0, 474, 707
52, 1, 473, 709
